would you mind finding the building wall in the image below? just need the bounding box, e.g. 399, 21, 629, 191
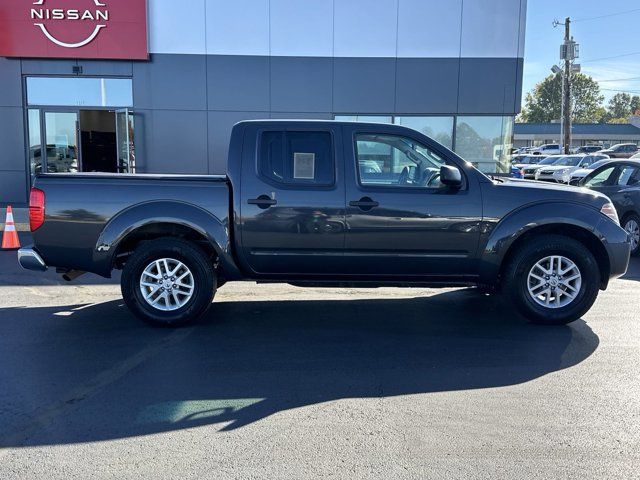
0, 0, 527, 206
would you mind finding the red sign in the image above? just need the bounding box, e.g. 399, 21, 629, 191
0, 0, 148, 60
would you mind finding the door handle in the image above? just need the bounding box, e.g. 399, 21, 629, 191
248, 195, 277, 209
349, 197, 379, 211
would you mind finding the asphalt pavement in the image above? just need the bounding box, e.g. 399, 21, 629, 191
0, 250, 639, 479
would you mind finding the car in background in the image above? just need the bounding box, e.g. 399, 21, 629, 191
521, 156, 560, 179
534, 155, 597, 183
575, 145, 604, 154
631, 152, 640, 160
510, 165, 523, 178
581, 159, 640, 256
531, 144, 562, 156
598, 143, 639, 159
568, 156, 611, 185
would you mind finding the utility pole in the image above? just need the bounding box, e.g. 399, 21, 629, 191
554, 17, 579, 154
562, 18, 571, 154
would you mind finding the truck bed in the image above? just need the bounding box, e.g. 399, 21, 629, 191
31, 173, 231, 276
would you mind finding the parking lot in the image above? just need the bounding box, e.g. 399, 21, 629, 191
0, 249, 639, 479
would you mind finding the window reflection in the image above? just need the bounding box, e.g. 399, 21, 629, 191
45, 112, 79, 173
335, 115, 392, 124
27, 109, 41, 180
454, 116, 514, 174
394, 116, 454, 149
27, 77, 133, 107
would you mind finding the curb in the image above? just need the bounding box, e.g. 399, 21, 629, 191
1, 223, 30, 232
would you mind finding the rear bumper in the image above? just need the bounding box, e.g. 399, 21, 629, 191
18, 247, 47, 272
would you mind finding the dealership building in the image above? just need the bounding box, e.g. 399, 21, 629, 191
0, 0, 527, 210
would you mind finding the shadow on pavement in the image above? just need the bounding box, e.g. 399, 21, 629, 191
0, 288, 598, 447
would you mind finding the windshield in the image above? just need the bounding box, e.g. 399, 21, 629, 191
552, 156, 582, 167
586, 159, 609, 170
517, 156, 540, 165
538, 156, 560, 165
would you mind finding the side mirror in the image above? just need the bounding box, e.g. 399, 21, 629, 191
440, 165, 462, 188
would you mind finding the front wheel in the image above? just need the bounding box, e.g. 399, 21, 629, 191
504, 235, 600, 325
121, 238, 216, 327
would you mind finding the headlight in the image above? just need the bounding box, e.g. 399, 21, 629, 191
601, 202, 619, 225
535, 170, 541, 179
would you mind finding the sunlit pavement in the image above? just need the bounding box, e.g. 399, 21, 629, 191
0, 250, 639, 479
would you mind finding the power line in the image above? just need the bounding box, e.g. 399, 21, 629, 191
601, 88, 640, 94
573, 8, 640, 22
582, 51, 640, 63
596, 76, 640, 83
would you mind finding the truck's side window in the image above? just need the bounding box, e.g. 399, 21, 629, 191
355, 134, 447, 189
259, 131, 334, 186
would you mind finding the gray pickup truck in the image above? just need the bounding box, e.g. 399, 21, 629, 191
19, 120, 630, 327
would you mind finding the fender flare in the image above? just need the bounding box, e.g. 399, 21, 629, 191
478, 201, 608, 285
92, 200, 239, 278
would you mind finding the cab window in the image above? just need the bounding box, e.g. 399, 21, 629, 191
355, 134, 450, 189
259, 131, 334, 186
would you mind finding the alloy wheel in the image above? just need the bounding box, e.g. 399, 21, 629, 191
139, 258, 195, 311
527, 255, 582, 309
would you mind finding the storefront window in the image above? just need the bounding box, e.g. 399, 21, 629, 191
334, 115, 392, 124
454, 116, 514, 174
27, 77, 133, 107
394, 116, 454, 149
27, 109, 41, 180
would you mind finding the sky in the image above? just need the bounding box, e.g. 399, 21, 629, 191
523, 0, 640, 103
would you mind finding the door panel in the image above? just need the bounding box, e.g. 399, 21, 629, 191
115, 108, 136, 173
44, 111, 79, 173
238, 125, 346, 275
342, 126, 482, 276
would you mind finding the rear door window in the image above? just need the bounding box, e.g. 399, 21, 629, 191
259, 131, 334, 186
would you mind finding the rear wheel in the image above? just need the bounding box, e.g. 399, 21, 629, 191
504, 235, 600, 325
121, 238, 216, 327
622, 214, 640, 256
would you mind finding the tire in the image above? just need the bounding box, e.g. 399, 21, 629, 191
622, 214, 640, 257
121, 238, 216, 327
503, 235, 600, 325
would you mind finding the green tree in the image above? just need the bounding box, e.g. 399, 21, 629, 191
520, 73, 605, 123
630, 95, 640, 115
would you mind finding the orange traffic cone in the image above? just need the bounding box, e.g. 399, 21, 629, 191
1, 206, 21, 249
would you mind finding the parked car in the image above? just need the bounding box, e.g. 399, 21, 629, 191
521, 156, 561, 179
532, 144, 562, 155
512, 155, 543, 168
631, 152, 640, 160
568, 156, 611, 185
18, 120, 630, 327
598, 143, 639, 159
535, 154, 606, 184
575, 145, 604, 154
510, 165, 524, 178
581, 159, 640, 256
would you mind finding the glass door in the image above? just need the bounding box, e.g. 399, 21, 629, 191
43, 111, 80, 173
115, 108, 135, 173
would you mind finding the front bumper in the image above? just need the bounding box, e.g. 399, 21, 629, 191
597, 219, 632, 284
18, 247, 47, 272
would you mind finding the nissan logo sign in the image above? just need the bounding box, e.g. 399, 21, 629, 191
0, 0, 148, 60
31, 0, 109, 48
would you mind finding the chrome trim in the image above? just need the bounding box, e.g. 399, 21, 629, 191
17, 248, 48, 272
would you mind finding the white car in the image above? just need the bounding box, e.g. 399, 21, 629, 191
534, 155, 601, 184
531, 144, 562, 156
521, 156, 562, 179
568, 156, 611, 185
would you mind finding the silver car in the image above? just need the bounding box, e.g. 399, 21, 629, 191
535, 155, 600, 184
